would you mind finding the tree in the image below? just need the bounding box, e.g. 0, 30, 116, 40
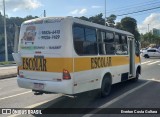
141, 32, 160, 47
78, 16, 89, 21
121, 17, 137, 33
78, 13, 106, 25
89, 13, 105, 25
115, 22, 122, 30
120, 17, 140, 41
0, 13, 39, 61
24, 15, 38, 21
106, 14, 116, 27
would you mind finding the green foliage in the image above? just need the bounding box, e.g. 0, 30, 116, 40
78, 14, 140, 41
0, 61, 14, 65
77, 16, 89, 21
115, 22, 123, 29
0, 12, 38, 58
121, 17, 137, 33
117, 17, 140, 41
78, 13, 105, 25
141, 32, 160, 48
89, 13, 105, 25
106, 14, 116, 27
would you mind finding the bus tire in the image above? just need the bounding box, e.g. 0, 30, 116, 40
101, 76, 112, 98
132, 70, 139, 82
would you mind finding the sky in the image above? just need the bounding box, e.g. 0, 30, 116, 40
0, 0, 160, 34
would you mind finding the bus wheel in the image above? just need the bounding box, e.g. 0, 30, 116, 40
101, 77, 112, 98
132, 70, 139, 82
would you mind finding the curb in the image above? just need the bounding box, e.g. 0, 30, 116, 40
0, 64, 16, 67
0, 73, 17, 80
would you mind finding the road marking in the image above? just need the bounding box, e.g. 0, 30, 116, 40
148, 78, 160, 82
141, 61, 152, 64
8, 95, 64, 117
0, 77, 16, 81
0, 66, 17, 70
0, 91, 32, 101
82, 80, 151, 117
147, 61, 160, 65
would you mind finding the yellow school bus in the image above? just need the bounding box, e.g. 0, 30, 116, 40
12, 16, 141, 97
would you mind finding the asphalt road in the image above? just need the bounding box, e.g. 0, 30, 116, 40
0, 57, 160, 117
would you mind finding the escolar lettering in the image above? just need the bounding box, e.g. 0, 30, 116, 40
23, 58, 47, 71
91, 57, 112, 69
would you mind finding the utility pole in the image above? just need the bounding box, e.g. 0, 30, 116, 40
14, 24, 19, 53
105, 0, 106, 26
148, 24, 151, 43
3, 0, 8, 62
44, 10, 46, 17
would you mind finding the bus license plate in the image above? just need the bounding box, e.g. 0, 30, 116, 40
34, 83, 44, 90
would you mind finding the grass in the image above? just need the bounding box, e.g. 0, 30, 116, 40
0, 61, 15, 65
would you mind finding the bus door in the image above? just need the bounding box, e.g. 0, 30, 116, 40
128, 37, 136, 78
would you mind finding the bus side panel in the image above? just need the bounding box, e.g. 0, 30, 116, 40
72, 55, 131, 94
73, 57, 101, 93
111, 56, 129, 82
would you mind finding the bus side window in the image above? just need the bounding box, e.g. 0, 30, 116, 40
98, 30, 106, 55
121, 35, 128, 55
105, 32, 115, 55
84, 28, 98, 55
85, 28, 96, 42
73, 26, 85, 41
105, 32, 114, 43
73, 26, 85, 55
115, 34, 121, 55
115, 34, 128, 55
98, 31, 115, 55
73, 25, 98, 56
114, 34, 120, 44
122, 35, 127, 44
135, 40, 140, 56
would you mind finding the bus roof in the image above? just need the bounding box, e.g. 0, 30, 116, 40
23, 16, 133, 37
